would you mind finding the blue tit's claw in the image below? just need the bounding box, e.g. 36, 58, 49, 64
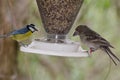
23, 44, 28, 47
19, 42, 28, 47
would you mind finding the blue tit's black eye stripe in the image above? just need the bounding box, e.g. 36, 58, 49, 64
27, 25, 30, 30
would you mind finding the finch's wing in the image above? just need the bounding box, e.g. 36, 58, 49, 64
85, 30, 114, 48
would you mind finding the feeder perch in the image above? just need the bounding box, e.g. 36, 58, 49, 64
20, 0, 89, 57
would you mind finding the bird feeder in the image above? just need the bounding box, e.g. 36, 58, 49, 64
20, 0, 89, 57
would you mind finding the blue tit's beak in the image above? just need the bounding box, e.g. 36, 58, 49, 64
73, 31, 79, 36
35, 27, 38, 31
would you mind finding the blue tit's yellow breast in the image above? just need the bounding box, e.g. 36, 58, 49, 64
11, 31, 33, 42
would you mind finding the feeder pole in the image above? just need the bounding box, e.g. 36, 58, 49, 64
0, 1, 18, 80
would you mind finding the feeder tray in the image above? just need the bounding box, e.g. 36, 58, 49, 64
20, 0, 89, 57
20, 38, 89, 57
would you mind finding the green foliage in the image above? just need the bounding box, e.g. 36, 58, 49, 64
84, 0, 111, 9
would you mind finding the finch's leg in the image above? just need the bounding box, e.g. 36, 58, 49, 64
89, 48, 95, 54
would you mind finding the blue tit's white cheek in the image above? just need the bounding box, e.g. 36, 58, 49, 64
29, 27, 35, 32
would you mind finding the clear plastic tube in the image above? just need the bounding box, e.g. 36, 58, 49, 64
36, 0, 84, 34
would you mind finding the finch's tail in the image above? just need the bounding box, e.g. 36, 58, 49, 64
102, 46, 120, 65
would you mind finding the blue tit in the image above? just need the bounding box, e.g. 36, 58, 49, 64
10, 24, 38, 42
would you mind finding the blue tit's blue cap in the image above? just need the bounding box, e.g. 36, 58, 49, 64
30, 24, 35, 26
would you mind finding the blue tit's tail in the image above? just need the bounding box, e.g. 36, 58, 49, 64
0, 32, 11, 38
0, 34, 9, 38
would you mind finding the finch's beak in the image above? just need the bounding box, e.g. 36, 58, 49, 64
73, 31, 79, 36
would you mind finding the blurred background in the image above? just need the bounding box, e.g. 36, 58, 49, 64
0, 0, 120, 80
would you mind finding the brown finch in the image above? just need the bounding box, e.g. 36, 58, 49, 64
73, 25, 120, 65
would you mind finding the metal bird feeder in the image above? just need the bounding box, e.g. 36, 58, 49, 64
20, 0, 89, 57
